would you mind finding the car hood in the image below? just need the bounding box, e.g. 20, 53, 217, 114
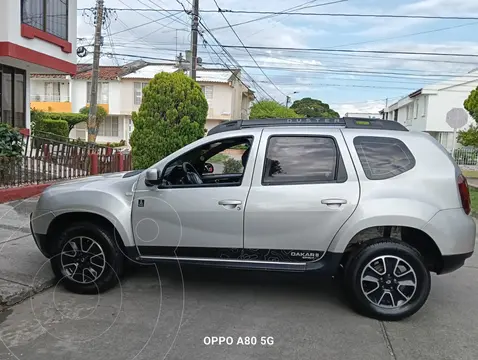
45, 170, 142, 194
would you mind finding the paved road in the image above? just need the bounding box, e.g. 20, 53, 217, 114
1, 249, 478, 360
1, 197, 478, 359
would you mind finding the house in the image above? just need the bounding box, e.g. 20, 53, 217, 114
122, 64, 255, 133
1, 0, 77, 132
32, 62, 255, 144
344, 112, 382, 119
382, 70, 478, 149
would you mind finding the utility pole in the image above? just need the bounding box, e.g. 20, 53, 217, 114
88, 0, 104, 143
190, 0, 199, 80
286, 96, 291, 108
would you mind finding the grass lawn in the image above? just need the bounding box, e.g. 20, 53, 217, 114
209, 153, 230, 163
470, 187, 478, 216
463, 170, 478, 179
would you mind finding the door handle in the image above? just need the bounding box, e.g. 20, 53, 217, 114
218, 200, 242, 206
321, 199, 347, 206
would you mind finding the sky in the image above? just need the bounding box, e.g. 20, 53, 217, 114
76, 0, 478, 115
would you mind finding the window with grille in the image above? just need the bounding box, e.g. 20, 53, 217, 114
134, 82, 149, 105
87, 82, 109, 104
97, 116, 119, 137
201, 85, 213, 100
21, 0, 68, 40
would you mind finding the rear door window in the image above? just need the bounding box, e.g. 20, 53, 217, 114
353, 136, 415, 180
262, 136, 343, 185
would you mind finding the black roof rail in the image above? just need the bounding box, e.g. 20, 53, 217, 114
207, 117, 408, 136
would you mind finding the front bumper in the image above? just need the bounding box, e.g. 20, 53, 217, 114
439, 251, 474, 274
30, 213, 51, 258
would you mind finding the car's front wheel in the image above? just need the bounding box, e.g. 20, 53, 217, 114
344, 239, 431, 321
50, 222, 124, 294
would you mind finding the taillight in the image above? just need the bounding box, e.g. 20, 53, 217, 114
457, 174, 471, 215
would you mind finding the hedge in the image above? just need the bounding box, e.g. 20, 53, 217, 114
35, 118, 69, 141
47, 112, 88, 131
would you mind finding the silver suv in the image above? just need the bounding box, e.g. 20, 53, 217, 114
30, 118, 476, 320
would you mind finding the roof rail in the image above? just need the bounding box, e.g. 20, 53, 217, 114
207, 117, 408, 136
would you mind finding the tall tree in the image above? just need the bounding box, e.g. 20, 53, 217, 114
290, 97, 339, 118
129, 72, 207, 169
250, 100, 301, 119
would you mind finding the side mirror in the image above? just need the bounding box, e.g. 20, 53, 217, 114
145, 168, 161, 186
204, 163, 214, 174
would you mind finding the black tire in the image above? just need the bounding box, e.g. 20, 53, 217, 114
50, 222, 124, 294
343, 238, 431, 321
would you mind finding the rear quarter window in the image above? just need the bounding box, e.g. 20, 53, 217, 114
353, 136, 415, 180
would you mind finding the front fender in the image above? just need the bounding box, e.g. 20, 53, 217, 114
46, 189, 135, 247
327, 198, 439, 253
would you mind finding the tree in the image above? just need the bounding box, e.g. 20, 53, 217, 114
129, 71, 208, 169
79, 106, 108, 142
249, 100, 300, 119
464, 87, 478, 122
290, 97, 339, 118
458, 87, 478, 147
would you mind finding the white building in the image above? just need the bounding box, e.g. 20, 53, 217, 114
33, 62, 255, 144
383, 70, 478, 149
1, 0, 77, 132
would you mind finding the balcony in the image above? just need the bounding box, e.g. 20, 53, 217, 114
30, 94, 72, 113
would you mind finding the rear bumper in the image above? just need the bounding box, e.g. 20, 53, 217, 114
439, 251, 474, 274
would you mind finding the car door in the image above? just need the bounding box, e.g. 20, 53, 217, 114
243, 128, 360, 262
131, 131, 259, 258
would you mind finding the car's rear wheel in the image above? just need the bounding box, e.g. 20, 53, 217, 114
344, 239, 431, 321
50, 222, 124, 294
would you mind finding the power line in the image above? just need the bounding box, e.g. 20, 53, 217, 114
221, 44, 478, 58
141, 0, 190, 27
329, 21, 478, 49
212, 0, 286, 97
106, 40, 478, 66
198, 19, 276, 100
109, 11, 182, 36
208, 0, 347, 32
78, 7, 478, 20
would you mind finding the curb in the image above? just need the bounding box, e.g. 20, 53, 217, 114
0, 278, 55, 311
0, 183, 52, 203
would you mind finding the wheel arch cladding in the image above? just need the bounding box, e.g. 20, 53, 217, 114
46, 212, 129, 256
341, 225, 443, 273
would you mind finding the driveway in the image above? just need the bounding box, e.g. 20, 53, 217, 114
0, 198, 477, 359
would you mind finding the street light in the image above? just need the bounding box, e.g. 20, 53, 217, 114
285, 91, 299, 108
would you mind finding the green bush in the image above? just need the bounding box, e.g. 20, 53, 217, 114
130, 71, 208, 169
99, 139, 126, 148
80, 106, 108, 142
250, 100, 301, 119
223, 158, 243, 174
35, 118, 69, 141
0, 123, 23, 157
47, 112, 88, 131
31, 109, 87, 134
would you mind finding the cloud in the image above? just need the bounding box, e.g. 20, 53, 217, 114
333, 100, 386, 116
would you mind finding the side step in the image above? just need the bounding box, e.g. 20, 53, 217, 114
139, 256, 307, 272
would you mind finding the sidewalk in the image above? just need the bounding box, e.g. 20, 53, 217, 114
468, 178, 478, 189
0, 198, 54, 309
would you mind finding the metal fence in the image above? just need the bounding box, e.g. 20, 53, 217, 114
450, 148, 478, 166
0, 132, 132, 188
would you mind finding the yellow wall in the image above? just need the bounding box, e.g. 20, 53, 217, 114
31, 102, 72, 113
86, 103, 109, 113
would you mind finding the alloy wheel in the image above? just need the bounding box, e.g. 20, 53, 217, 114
360, 255, 417, 308
60, 236, 106, 284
